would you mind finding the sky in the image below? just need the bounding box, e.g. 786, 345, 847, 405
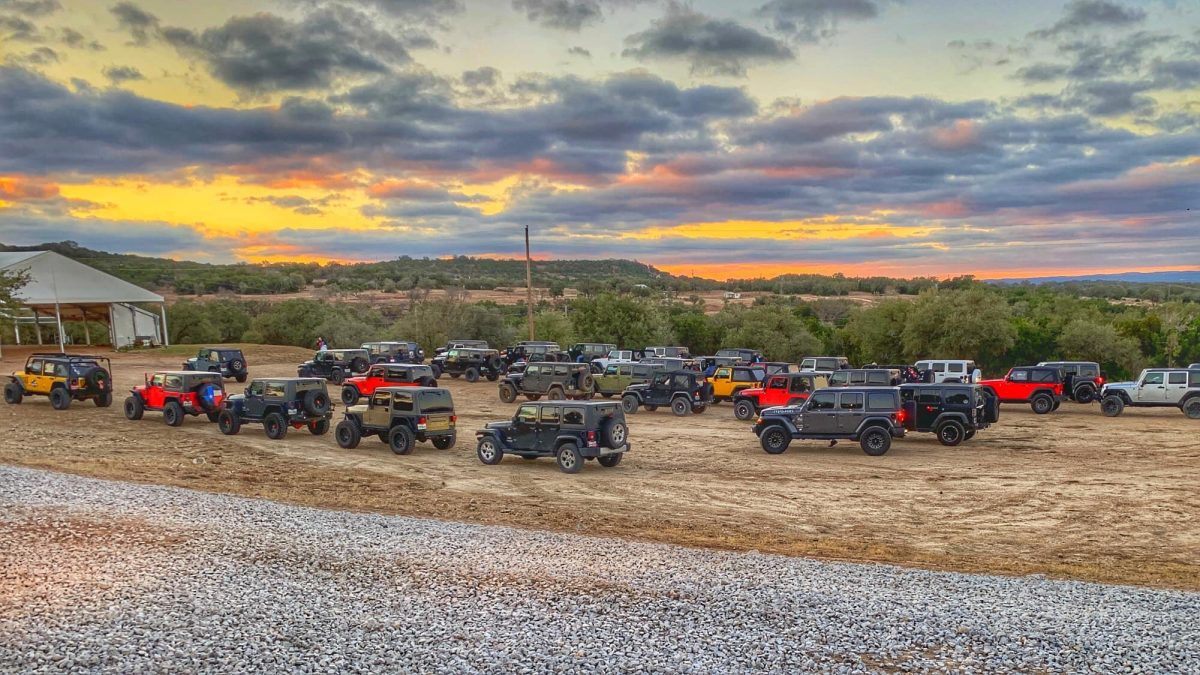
0, 0, 1197, 280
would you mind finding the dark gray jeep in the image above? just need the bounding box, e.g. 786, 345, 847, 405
218, 377, 334, 439
475, 401, 629, 473
498, 361, 595, 403
183, 347, 248, 383
753, 387, 906, 456
297, 349, 370, 384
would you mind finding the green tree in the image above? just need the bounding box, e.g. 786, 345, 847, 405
534, 310, 576, 345
570, 293, 672, 348
166, 300, 220, 344
901, 287, 1016, 371
1057, 319, 1143, 378
839, 300, 910, 365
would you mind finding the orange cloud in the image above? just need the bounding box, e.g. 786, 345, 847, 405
0, 176, 60, 201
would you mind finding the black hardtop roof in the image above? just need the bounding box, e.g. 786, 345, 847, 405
527, 400, 619, 408
324, 348, 367, 354
373, 362, 428, 370
255, 377, 325, 384
200, 346, 243, 352
528, 360, 588, 367
815, 386, 900, 394
1039, 360, 1098, 365
155, 370, 222, 377
29, 352, 107, 361
1013, 365, 1059, 371
374, 386, 448, 394
901, 382, 976, 389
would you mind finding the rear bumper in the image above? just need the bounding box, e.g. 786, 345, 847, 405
583, 443, 629, 458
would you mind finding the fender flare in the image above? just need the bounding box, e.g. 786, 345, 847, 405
855, 418, 894, 437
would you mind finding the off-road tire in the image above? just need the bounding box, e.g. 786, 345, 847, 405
419, 376, 438, 387
264, 412, 288, 440
860, 427, 891, 456
477, 437, 503, 465
485, 371, 499, 382
548, 386, 565, 401
499, 382, 518, 403
123, 395, 144, 420
936, 420, 965, 447
601, 419, 628, 448
308, 418, 330, 435
3, 383, 21, 404
465, 367, 480, 383
206, 411, 220, 423
86, 368, 110, 391
351, 357, 369, 374
218, 410, 241, 435
303, 389, 332, 416
432, 434, 456, 450
598, 453, 622, 468
341, 386, 360, 406
389, 425, 415, 455
525, 393, 541, 401
556, 442, 583, 474
163, 400, 184, 427
1030, 394, 1054, 415
759, 425, 790, 454
487, 355, 504, 373
50, 387, 70, 410
671, 397, 690, 416
331, 369, 345, 385
1101, 395, 1124, 417
621, 394, 639, 414
1183, 398, 1200, 420
229, 359, 245, 374
335, 420, 361, 449
1074, 384, 1096, 404
692, 404, 707, 414
734, 399, 756, 421
235, 374, 247, 383
95, 392, 113, 408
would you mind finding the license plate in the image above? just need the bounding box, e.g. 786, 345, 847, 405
426, 417, 450, 431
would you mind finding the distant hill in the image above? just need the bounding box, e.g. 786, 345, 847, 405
992, 271, 1200, 284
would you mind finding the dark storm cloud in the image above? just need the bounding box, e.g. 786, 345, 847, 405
738, 97, 988, 146
0, 0, 59, 16
1029, 0, 1145, 39
756, 0, 882, 43
622, 6, 794, 77
162, 6, 413, 95
109, 1, 159, 45
102, 65, 144, 84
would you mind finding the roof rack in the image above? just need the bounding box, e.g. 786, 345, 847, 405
29, 352, 107, 360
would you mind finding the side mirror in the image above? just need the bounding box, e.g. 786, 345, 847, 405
244, 388, 250, 395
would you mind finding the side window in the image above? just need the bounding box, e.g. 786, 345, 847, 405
673, 374, 691, 389
866, 372, 887, 385
808, 392, 836, 410
562, 408, 584, 425
867, 392, 895, 410
27, 360, 43, 375
945, 390, 971, 406
715, 367, 731, 379
1034, 370, 1057, 383
265, 382, 286, 397
369, 367, 385, 378
932, 363, 946, 373
526, 365, 540, 375
605, 365, 619, 376
1168, 372, 1187, 385
918, 390, 941, 405
539, 406, 561, 423
165, 375, 183, 389
151, 374, 165, 387
900, 388, 915, 402
371, 392, 390, 407
1010, 370, 1029, 382
248, 382, 265, 396
516, 405, 538, 423
948, 363, 964, 373
850, 372, 866, 384
830, 372, 848, 386
554, 365, 569, 377
840, 393, 864, 410
393, 392, 414, 411
1143, 372, 1164, 385
619, 365, 633, 376
768, 377, 787, 390
653, 373, 671, 386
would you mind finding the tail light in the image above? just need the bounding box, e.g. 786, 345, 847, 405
76, 378, 87, 388
895, 409, 907, 424
417, 415, 427, 430
587, 431, 598, 448
450, 415, 457, 423
1097, 376, 1105, 386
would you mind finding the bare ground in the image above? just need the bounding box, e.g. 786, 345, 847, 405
2, 344, 1197, 590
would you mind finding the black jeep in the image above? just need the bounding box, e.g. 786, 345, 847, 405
335, 386, 457, 454
430, 340, 489, 377
620, 369, 713, 416
363, 341, 425, 365
498, 361, 595, 403
568, 342, 618, 363
502, 341, 569, 366
828, 368, 903, 387
899, 383, 999, 446
475, 401, 629, 473
1037, 361, 1104, 403
296, 349, 371, 384
441, 347, 505, 382
753, 387, 905, 456
217, 377, 334, 439
183, 347, 248, 383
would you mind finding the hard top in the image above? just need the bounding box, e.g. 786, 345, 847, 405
364, 341, 411, 346
1038, 360, 1099, 366
374, 386, 447, 395
367, 363, 431, 373
28, 352, 108, 362
812, 385, 899, 395
252, 377, 325, 385
574, 342, 616, 347
517, 341, 559, 346
901, 382, 977, 390
320, 348, 367, 356
528, 360, 588, 368
198, 347, 243, 354
1141, 367, 1196, 373
450, 347, 498, 354
153, 370, 222, 378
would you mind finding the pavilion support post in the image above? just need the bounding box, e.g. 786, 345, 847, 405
55, 303, 65, 352
35, 317, 42, 345
83, 317, 91, 345
14, 320, 20, 345
160, 303, 170, 347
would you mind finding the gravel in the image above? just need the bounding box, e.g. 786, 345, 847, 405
1, 466, 1197, 674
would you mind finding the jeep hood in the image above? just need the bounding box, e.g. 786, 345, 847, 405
738, 386, 765, 397
347, 404, 369, 414
485, 421, 512, 430
1103, 381, 1137, 391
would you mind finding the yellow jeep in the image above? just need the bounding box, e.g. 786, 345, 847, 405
708, 364, 768, 403
4, 353, 114, 410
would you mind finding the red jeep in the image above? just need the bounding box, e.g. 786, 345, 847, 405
732, 372, 830, 421
341, 363, 438, 405
978, 366, 1064, 414
125, 371, 226, 426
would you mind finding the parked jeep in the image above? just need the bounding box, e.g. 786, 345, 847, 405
362, 341, 424, 365
899, 383, 999, 446
568, 342, 618, 363
4, 353, 113, 410
716, 347, 764, 365
297, 349, 370, 384
863, 364, 924, 384
340, 363, 438, 405
641, 346, 691, 359
620, 370, 713, 416
761, 362, 795, 380
709, 364, 768, 402
183, 347, 248, 382
217, 378, 334, 439
798, 356, 852, 374
828, 368, 903, 387
640, 357, 702, 373
1100, 368, 1200, 419
732, 372, 829, 421
753, 388, 906, 456
442, 347, 504, 382
914, 359, 981, 384
698, 355, 740, 377
430, 340, 489, 377
593, 349, 637, 370
978, 366, 1064, 414
125, 371, 225, 426
498, 361, 595, 402
592, 362, 664, 398
502, 341, 566, 366
1037, 361, 1104, 403
335, 386, 457, 454
475, 401, 629, 473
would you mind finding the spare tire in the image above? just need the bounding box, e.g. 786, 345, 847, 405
194, 383, 221, 412
487, 355, 503, 372
229, 359, 245, 373
351, 357, 369, 373
303, 389, 332, 416
418, 376, 437, 387
601, 419, 628, 448
87, 368, 110, 391
578, 374, 595, 392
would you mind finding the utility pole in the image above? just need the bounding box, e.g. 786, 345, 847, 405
525, 225, 535, 340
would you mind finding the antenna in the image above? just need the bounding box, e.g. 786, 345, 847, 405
525, 225, 535, 340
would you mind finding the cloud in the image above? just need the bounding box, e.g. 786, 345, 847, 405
511, 0, 647, 31
5, 45, 58, 66
462, 66, 500, 89
567, 45, 591, 57
0, 13, 39, 41
109, 1, 159, 46
1029, 0, 1145, 39
102, 65, 144, 84
0, 0, 60, 16
161, 6, 413, 95
1015, 62, 1069, 83
622, 6, 794, 77
58, 27, 104, 50
756, 0, 882, 43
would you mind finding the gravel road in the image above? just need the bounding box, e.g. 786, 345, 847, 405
2, 466, 1197, 674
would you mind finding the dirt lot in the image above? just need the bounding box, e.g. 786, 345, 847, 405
2, 344, 1197, 590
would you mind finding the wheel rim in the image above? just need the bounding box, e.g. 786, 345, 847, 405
611, 425, 626, 445
559, 448, 577, 469
1187, 402, 1200, 419
868, 433, 884, 450
479, 441, 496, 461
337, 427, 351, 444
1103, 400, 1119, 414
767, 431, 784, 450
942, 426, 959, 443
166, 408, 177, 424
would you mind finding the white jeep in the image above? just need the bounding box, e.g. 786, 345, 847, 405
1100, 368, 1200, 419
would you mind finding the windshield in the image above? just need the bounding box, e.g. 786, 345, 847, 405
68, 361, 101, 376
418, 390, 454, 413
